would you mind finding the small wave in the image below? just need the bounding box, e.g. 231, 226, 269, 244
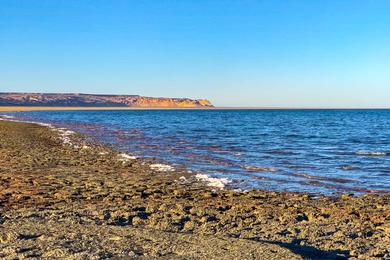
0, 115, 14, 119
195, 174, 232, 189
292, 173, 357, 184
340, 165, 359, 171
240, 165, 278, 172
239, 172, 281, 182
117, 153, 137, 162
355, 151, 387, 156
150, 163, 175, 172
300, 179, 389, 194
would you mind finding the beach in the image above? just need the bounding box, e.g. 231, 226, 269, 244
0, 119, 389, 259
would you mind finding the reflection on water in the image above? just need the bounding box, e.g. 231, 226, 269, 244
9, 109, 390, 195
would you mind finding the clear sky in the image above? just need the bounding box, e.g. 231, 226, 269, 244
1, 1, 390, 107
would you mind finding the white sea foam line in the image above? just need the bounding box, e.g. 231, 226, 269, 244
0, 115, 82, 148
37, 122, 54, 128
195, 173, 232, 189
0, 115, 15, 119
117, 153, 137, 162
150, 163, 175, 172
56, 129, 76, 145
0, 116, 54, 128
355, 151, 387, 156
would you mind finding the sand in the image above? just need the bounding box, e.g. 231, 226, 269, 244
0, 119, 389, 259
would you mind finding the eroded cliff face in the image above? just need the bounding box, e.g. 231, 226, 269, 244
0, 93, 214, 108
127, 96, 213, 108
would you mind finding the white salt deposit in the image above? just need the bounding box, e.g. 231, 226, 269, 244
195, 174, 232, 189
150, 163, 175, 172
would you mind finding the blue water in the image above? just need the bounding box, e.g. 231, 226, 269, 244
6, 109, 390, 195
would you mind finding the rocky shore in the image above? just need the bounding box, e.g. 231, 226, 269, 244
0, 119, 389, 259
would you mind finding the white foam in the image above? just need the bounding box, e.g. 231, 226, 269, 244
195, 174, 232, 189
177, 176, 190, 184
0, 116, 90, 150
117, 153, 137, 162
1, 117, 54, 129
241, 165, 278, 172
150, 163, 175, 172
37, 122, 54, 128
57, 129, 75, 145
0, 115, 44, 126
355, 151, 387, 156
0, 115, 14, 119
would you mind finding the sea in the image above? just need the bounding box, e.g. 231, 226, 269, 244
4, 109, 390, 195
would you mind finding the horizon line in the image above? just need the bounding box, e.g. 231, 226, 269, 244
1, 106, 390, 113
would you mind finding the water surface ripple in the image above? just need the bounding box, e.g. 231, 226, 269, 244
9, 109, 390, 195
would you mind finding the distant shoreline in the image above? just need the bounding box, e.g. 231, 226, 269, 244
1, 106, 390, 112
0, 106, 217, 112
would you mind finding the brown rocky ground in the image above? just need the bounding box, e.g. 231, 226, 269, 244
0, 120, 389, 259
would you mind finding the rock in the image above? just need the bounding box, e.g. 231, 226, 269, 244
132, 216, 144, 226
0, 233, 13, 243
296, 213, 309, 222
200, 215, 217, 223
183, 221, 196, 231
109, 236, 123, 241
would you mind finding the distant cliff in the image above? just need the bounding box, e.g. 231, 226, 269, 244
0, 93, 214, 108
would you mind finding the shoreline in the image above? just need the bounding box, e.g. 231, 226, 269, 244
0, 118, 389, 258
2, 114, 386, 196
0, 115, 231, 190
2, 113, 388, 196
2, 106, 390, 113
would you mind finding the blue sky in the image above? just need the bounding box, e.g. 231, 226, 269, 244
1, 0, 390, 107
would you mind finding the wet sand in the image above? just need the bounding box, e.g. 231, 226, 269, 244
0, 119, 389, 259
